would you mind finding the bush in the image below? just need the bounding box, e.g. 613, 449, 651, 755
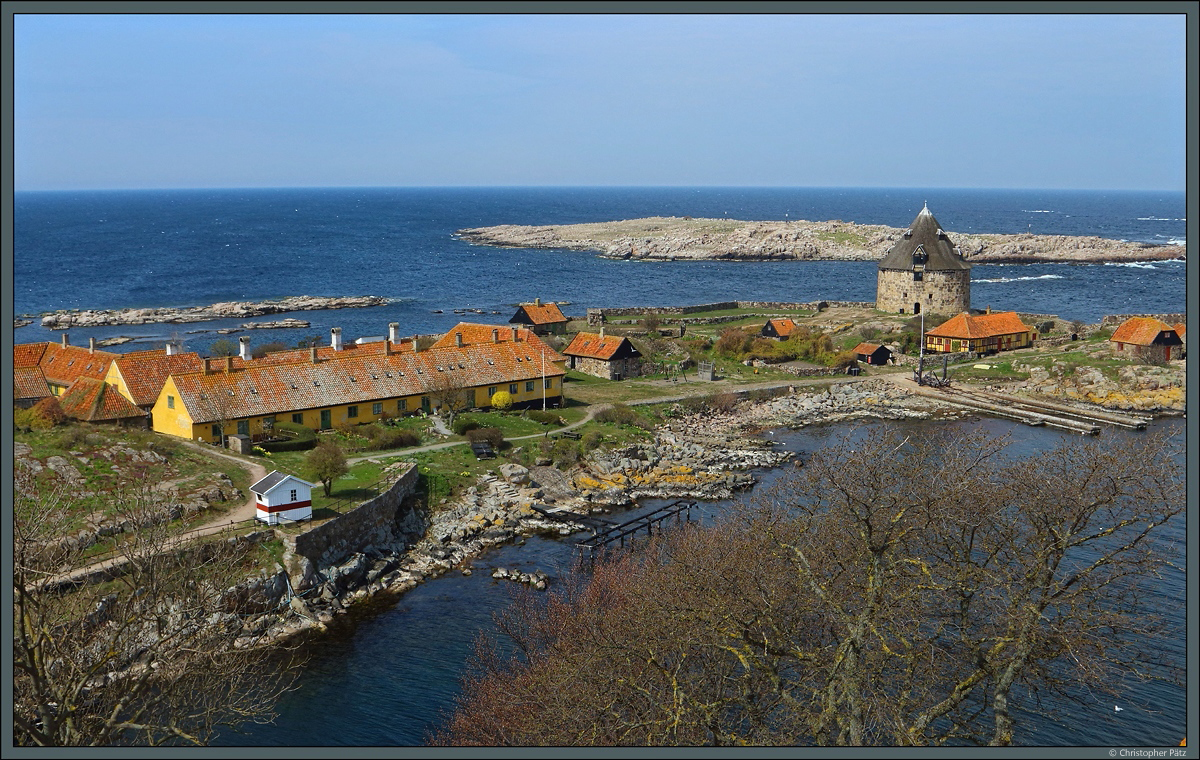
491, 390, 513, 411
30, 397, 67, 431
594, 403, 652, 430
370, 428, 420, 450
258, 421, 316, 453
580, 430, 604, 452
466, 427, 504, 449
714, 328, 753, 358
452, 417, 480, 435
525, 410, 564, 426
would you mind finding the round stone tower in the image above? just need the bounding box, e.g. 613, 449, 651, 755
875, 204, 970, 315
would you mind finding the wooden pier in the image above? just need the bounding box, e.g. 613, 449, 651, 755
576, 500, 697, 556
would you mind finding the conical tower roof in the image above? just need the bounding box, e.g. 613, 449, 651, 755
877, 204, 970, 271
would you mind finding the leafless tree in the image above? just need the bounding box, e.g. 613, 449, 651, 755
12, 471, 299, 746
426, 363, 474, 428
434, 425, 1185, 746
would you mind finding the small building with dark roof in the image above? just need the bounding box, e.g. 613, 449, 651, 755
563, 330, 643, 380
1109, 317, 1183, 363
761, 318, 798, 340
850, 342, 892, 365
510, 299, 569, 335
876, 204, 971, 315
250, 471, 315, 525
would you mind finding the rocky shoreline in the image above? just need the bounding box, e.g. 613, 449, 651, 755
456, 216, 1184, 264
36, 295, 388, 330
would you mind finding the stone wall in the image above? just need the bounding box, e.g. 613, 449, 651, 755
876, 268, 970, 315
587, 300, 877, 325
1101, 313, 1186, 328
572, 355, 640, 380
290, 463, 419, 569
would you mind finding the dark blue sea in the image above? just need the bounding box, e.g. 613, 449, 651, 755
12, 187, 1186, 357
11, 188, 1188, 747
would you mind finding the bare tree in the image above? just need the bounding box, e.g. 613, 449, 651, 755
426, 363, 474, 429
12, 471, 299, 746
434, 425, 1185, 746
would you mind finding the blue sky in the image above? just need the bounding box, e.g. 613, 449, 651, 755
12, 12, 1187, 191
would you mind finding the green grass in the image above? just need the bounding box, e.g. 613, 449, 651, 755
815, 229, 869, 246
453, 411, 553, 438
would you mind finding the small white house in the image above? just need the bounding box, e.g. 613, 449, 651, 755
250, 471, 316, 525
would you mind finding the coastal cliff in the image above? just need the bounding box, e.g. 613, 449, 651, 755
37, 295, 389, 329
456, 216, 1183, 264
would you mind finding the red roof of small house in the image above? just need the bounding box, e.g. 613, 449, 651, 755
765, 318, 797, 337
511, 301, 567, 326
16, 341, 118, 388
111, 351, 207, 407
563, 332, 641, 361
1172, 322, 1185, 337
57, 377, 149, 423
925, 311, 1033, 340
851, 342, 886, 356
14, 366, 51, 401
1109, 317, 1178, 346
13, 343, 47, 368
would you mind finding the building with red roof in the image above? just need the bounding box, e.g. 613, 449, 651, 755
924, 310, 1036, 354
563, 329, 643, 380
1109, 317, 1183, 363
761, 318, 797, 340
509, 299, 569, 335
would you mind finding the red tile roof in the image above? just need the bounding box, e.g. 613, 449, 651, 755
764, 318, 797, 337
1173, 322, 1186, 337
111, 351, 207, 407
851, 342, 885, 355
563, 332, 640, 361
167, 340, 567, 424
18, 342, 118, 388
1110, 317, 1178, 346
14, 366, 51, 401
57, 377, 148, 423
925, 311, 1033, 340
512, 301, 567, 326
431, 323, 566, 362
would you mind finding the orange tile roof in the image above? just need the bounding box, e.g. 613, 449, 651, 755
512, 301, 567, 326
563, 332, 640, 361
167, 340, 567, 424
851, 342, 885, 355
1109, 317, 1178, 346
23, 342, 118, 388
431, 323, 566, 362
58, 377, 148, 423
925, 311, 1033, 340
765, 318, 797, 337
112, 351, 207, 407
243, 339, 406, 366
1172, 323, 1186, 337
13, 343, 47, 368
14, 366, 51, 400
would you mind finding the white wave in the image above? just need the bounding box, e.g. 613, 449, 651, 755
1022, 209, 1056, 213
1103, 262, 1160, 269
975, 274, 1065, 283
1137, 217, 1186, 221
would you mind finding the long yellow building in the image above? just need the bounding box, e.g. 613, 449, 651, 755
152, 326, 567, 443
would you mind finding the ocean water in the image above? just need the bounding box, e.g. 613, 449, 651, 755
214, 417, 1187, 748
12, 187, 1186, 357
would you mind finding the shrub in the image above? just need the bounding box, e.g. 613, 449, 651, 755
31, 397, 67, 430
370, 428, 420, 450
641, 314, 662, 332
714, 328, 753, 357
580, 430, 604, 452
491, 390, 513, 411
452, 417, 480, 435
594, 403, 652, 430
525, 410, 564, 426
466, 427, 504, 449
251, 341, 290, 359
549, 438, 580, 466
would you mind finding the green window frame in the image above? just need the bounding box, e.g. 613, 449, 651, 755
509, 383, 518, 394
167, 395, 174, 408
372, 402, 383, 415
347, 405, 358, 418
237, 420, 249, 436
292, 413, 303, 424
398, 399, 407, 412
525, 381, 534, 392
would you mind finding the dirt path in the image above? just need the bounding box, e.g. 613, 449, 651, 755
176, 440, 269, 526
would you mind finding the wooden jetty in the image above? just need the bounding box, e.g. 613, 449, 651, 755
576, 500, 697, 556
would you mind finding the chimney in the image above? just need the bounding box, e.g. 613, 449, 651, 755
225, 356, 233, 373
239, 336, 251, 360
389, 322, 400, 343
986, 305, 992, 315
384, 339, 392, 356
599, 326, 606, 339
89, 337, 96, 353
310, 346, 319, 364
166, 340, 180, 356
61, 333, 69, 347
492, 328, 499, 344
330, 327, 343, 351
455, 332, 463, 348
412, 335, 421, 353
534, 297, 541, 307
204, 359, 213, 375
512, 327, 520, 342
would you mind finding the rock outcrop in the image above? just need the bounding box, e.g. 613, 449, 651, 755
457, 217, 1183, 265
39, 295, 388, 329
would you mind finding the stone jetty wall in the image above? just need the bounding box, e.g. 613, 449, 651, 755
291, 463, 419, 568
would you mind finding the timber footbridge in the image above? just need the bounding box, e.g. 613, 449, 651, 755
881, 375, 1151, 435
530, 500, 699, 558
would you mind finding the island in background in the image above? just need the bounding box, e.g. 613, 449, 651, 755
456, 216, 1184, 264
